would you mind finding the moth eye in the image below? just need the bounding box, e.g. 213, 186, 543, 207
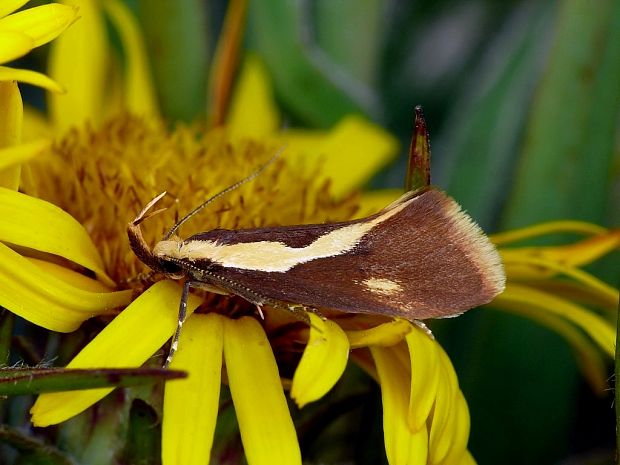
159, 259, 182, 275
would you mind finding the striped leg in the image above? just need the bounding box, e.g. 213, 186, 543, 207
164, 280, 193, 368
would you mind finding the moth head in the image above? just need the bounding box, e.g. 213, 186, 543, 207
127, 192, 184, 278
152, 239, 186, 278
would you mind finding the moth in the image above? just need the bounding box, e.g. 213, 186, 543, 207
127, 159, 505, 365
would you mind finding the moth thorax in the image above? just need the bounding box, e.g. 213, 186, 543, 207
153, 239, 184, 259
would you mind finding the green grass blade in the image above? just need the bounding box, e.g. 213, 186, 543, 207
0, 367, 185, 396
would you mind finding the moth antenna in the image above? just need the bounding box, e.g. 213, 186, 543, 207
163, 147, 285, 240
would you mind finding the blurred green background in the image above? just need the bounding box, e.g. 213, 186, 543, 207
15, 0, 620, 464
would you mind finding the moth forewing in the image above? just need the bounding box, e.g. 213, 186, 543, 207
204, 188, 501, 319
138, 188, 504, 317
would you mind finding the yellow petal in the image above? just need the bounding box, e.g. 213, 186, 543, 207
0, 30, 33, 64
31, 280, 202, 426
228, 55, 280, 138
27, 256, 114, 293
0, 138, 49, 170
301, 115, 399, 198
371, 344, 428, 465
0, 187, 113, 285
22, 105, 53, 141
279, 129, 325, 150
491, 221, 607, 245
501, 229, 620, 269
291, 313, 349, 408
103, 0, 158, 116
0, 4, 78, 48
491, 283, 616, 357
0, 0, 29, 19
163, 313, 224, 465
0, 81, 21, 148
100, 53, 124, 119
223, 316, 301, 465
502, 253, 619, 305
0, 80, 22, 189
437, 393, 471, 465
355, 189, 403, 218
428, 348, 459, 464
0, 66, 64, 93
520, 279, 618, 312
347, 319, 412, 349
406, 326, 440, 432
48, 0, 107, 130
0, 242, 130, 331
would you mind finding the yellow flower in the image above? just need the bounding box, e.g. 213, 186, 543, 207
19, 114, 471, 464
19, 111, 469, 465
0, 3, 472, 465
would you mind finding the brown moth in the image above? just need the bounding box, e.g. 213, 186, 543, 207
128, 164, 505, 365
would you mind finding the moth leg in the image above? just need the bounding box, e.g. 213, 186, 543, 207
413, 319, 435, 340
197, 271, 267, 309
282, 302, 322, 319
164, 280, 194, 368
264, 301, 326, 331
255, 303, 265, 320
281, 303, 329, 334
302, 305, 325, 320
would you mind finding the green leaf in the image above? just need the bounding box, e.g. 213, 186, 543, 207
0, 367, 186, 396
0, 309, 13, 365
118, 399, 161, 465
314, 0, 384, 87
438, 2, 555, 229
502, 0, 620, 228
247, 0, 378, 127
137, 0, 210, 122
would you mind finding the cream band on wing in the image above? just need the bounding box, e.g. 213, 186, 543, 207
153, 196, 411, 273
